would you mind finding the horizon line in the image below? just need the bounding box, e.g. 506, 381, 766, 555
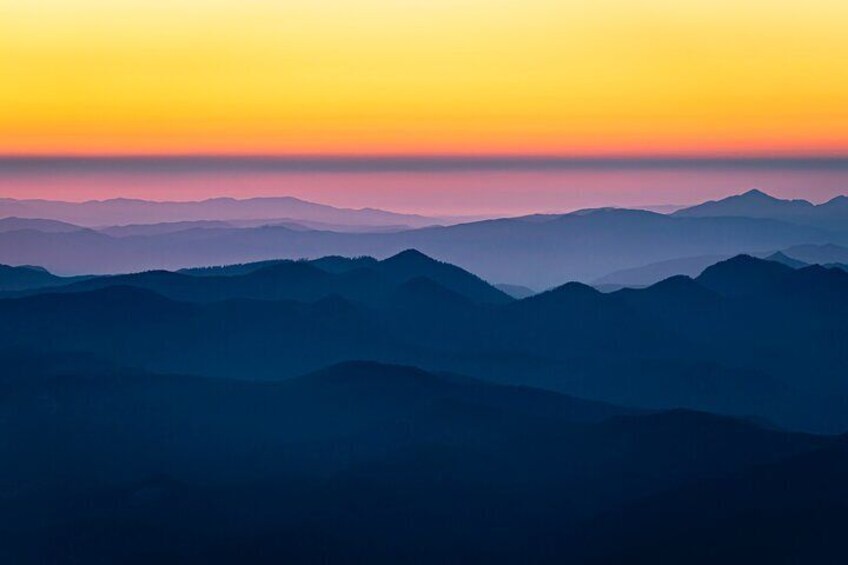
3, 154, 848, 173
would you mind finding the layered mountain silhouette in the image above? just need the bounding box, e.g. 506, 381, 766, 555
2, 189, 846, 563
3, 226, 848, 563
1, 353, 837, 564
2, 251, 847, 432
1, 203, 843, 286
5, 249, 511, 305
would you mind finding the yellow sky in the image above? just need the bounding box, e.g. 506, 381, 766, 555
1, 0, 847, 155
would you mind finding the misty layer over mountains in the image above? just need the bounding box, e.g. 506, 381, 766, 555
3, 188, 848, 563
1, 190, 847, 288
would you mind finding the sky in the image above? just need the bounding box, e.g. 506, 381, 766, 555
2, 0, 848, 157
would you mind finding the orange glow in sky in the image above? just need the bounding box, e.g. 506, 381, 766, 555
2, 0, 847, 156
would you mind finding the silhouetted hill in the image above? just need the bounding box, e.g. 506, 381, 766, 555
615, 275, 722, 322
0, 264, 88, 291
377, 249, 511, 304
698, 254, 848, 302
697, 254, 796, 296
17, 250, 510, 306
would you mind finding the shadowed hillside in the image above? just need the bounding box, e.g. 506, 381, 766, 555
1, 353, 836, 564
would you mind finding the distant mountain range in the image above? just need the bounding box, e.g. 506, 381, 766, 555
2, 198, 846, 287
675, 188, 848, 231
0, 196, 448, 229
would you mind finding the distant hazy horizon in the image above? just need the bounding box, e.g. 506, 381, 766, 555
2, 156, 847, 216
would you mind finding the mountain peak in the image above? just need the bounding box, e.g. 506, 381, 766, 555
704, 254, 784, 271
673, 188, 819, 220
738, 188, 775, 200
697, 254, 794, 295
530, 281, 602, 303
383, 249, 435, 265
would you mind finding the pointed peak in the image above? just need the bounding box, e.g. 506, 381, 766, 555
383, 249, 437, 264
738, 188, 775, 200
699, 254, 785, 276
